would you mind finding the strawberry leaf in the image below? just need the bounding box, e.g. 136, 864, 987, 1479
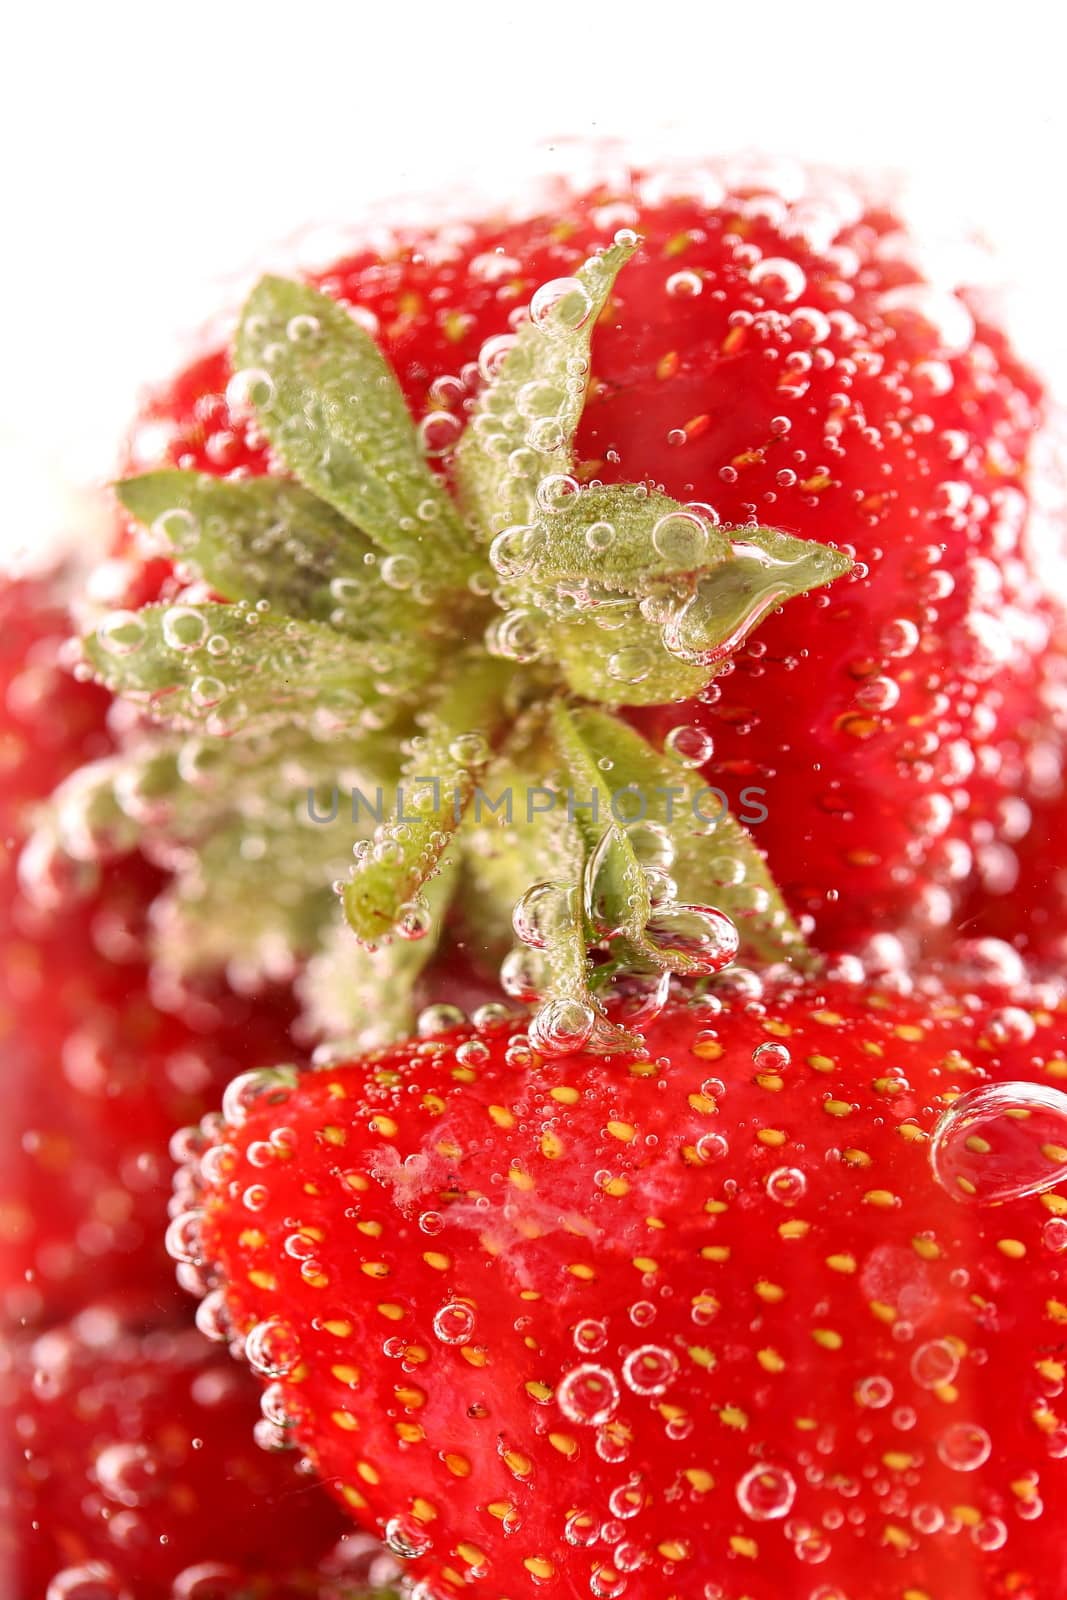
454, 235, 638, 534
299, 858, 459, 1055
343, 653, 506, 943
235, 277, 477, 590
537, 506, 849, 707
565, 706, 808, 966
506, 485, 731, 591
151, 814, 346, 985
115, 470, 376, 624
86, 603, 425, 733
663, 524, 852, 666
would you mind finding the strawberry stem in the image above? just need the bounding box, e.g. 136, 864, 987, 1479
343, 652, 508, 944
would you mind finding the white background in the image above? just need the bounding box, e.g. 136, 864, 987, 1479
2, 0, 1064, 568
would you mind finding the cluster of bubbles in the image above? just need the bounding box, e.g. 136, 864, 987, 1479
503, 818, 740, 1055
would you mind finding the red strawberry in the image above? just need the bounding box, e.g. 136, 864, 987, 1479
191, 974, 1067, 1600
0, 859, 301, 1328
0, 1300, 396, 1599
0, 572, 112, 894
112, 162, 1066, 950
0, 572, 302, 1327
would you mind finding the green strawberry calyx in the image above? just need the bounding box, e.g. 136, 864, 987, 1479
42, 231, 851, 1055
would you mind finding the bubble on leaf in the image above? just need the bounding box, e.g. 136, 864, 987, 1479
530, 277, 593, 336
652, 510, 709, 566
937, 1421, 992, 1471
162, 606, 209, 652
530, 997, 596, 1056
96, 611, 147, 658
226, 367, 275, 412
646, 904, 739, 974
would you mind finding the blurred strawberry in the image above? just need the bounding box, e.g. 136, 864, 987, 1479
0, 1300, 396, 1598
1, 859, 300, 1327
0, 570, 301, 1327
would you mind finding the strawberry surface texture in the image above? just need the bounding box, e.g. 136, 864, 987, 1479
0, 1301, 399, 1598
190, 977, 1067, 1600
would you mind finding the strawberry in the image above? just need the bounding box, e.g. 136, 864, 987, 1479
0, 858, 301, 1328
0, 1299, 397, 1598
0, 572, 112, 895
0, 572, 301, 1328
190, 972, 1067, 1600
107, 161, 1065, 954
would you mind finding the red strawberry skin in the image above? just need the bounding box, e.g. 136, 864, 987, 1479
0, 572, 301, 1328
0, 1302, 364, 1599
196, 983, 1067, 1600
0, 574, 112, 893
118, 166, 1064, 949
1, 860, 301, 1328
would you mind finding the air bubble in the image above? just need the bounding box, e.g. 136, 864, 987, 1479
150, 507, 199, 552
736, 1463, 797, 1521
536, 473, 580, 513
666, 270, 703, 298
286, 313, 320, 342
226, 367, 275, 412
245, 1316, 301, 1378
96, 611, 147, 658
765, 1166, 807, 1205
94, 1442, 159, 1508
385, 1515, 432, 1560
46, 1566, 131, 1600
750, 258, 806, 302
586, 520, 616, 551
418, 410, 462, 457
222, 1065, 300, 1129
574, 1319, 608, 1354
910, 1339, 961, 1390
646, 904, 739, 974
556, 1364, 620, 1425
381, 554, 419, 591
165, 1209, 204, 1265
162, 606, 209, 652
929, 1081, 1067, 1203
664, 724, 714, 768
530, 277, 593, 336
529, 997, 596, 1056
855, 1375, 893, 1409
433, 1301, 476, 1344
1043, 1217, 1067, 1253
753, 1041, 792, 1072
622, 1345, 678, 1395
